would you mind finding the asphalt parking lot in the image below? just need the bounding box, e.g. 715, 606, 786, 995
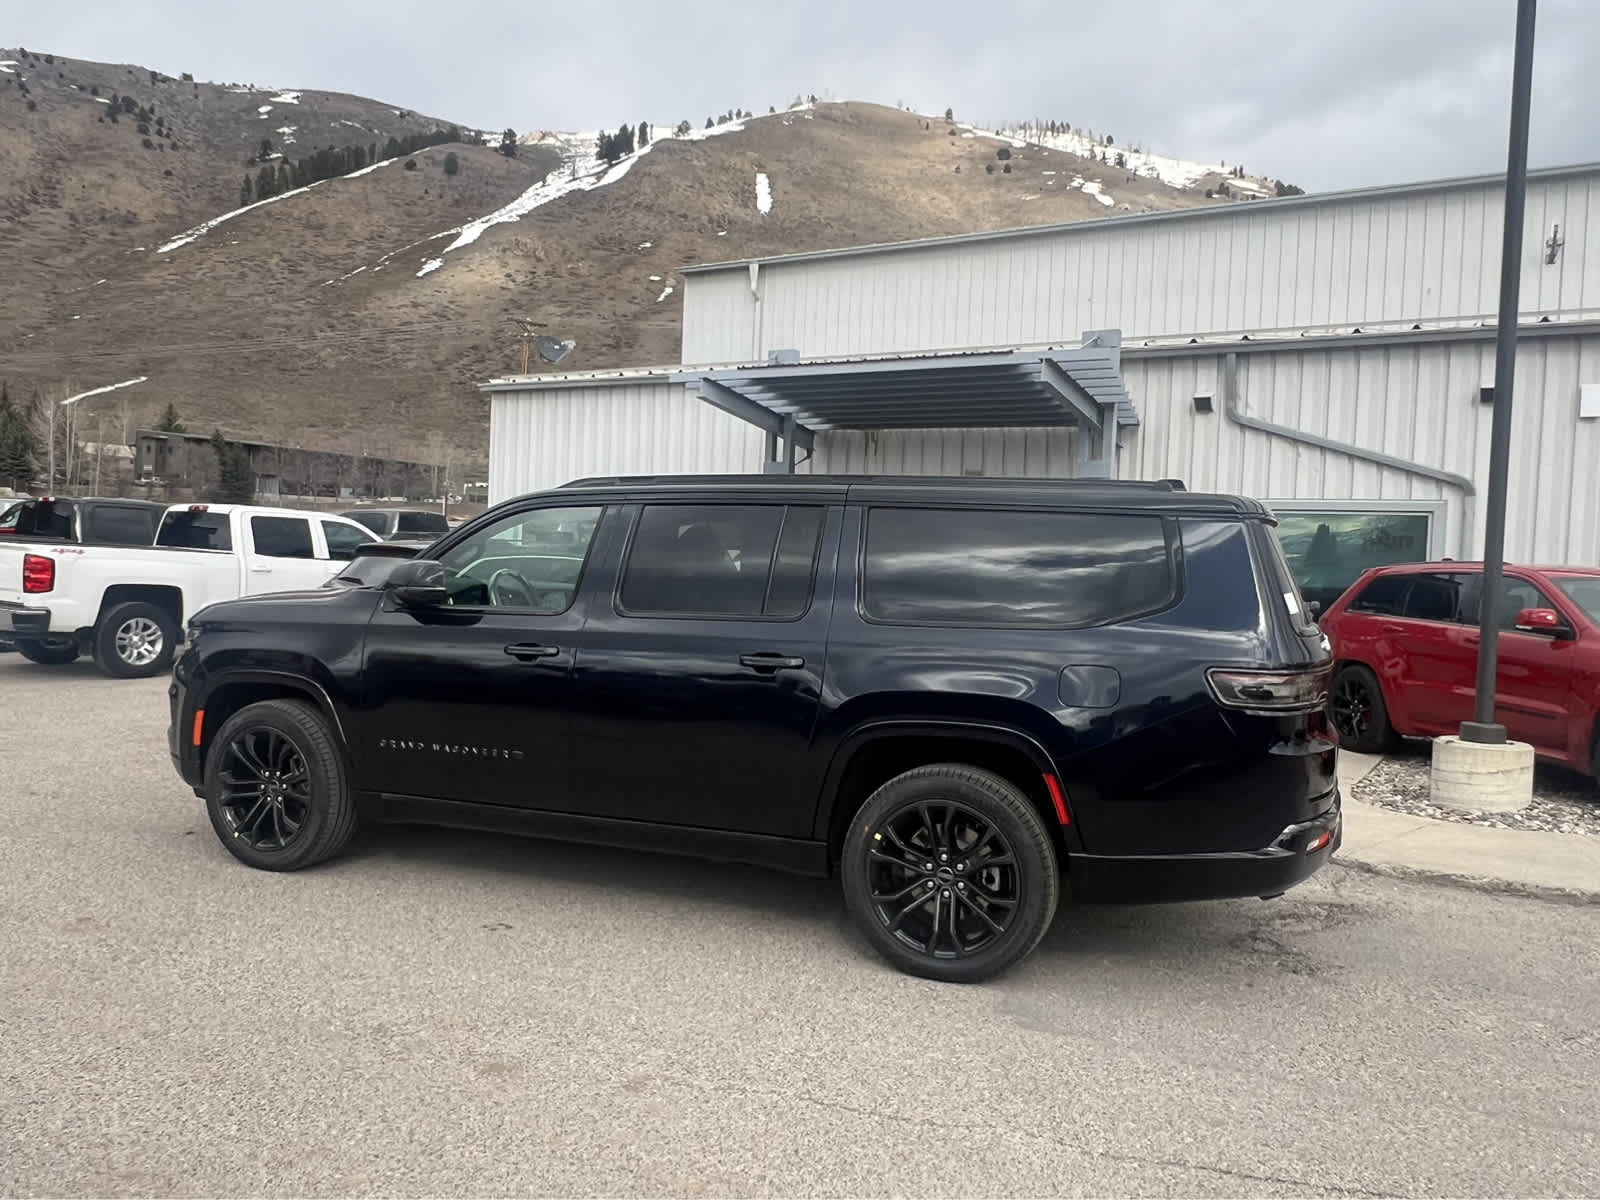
3, 652, 1599, 1198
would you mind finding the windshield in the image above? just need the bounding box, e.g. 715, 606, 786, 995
1551, 576, 1600, 626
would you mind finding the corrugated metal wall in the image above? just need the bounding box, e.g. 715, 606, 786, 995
681, 169, 1600, 365
489, 332, 1600, 565
488, 381, 764, 502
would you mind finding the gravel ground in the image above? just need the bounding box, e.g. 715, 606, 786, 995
1355, 739, 1600, 836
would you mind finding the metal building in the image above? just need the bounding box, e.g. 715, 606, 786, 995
483, 160, 1600, 599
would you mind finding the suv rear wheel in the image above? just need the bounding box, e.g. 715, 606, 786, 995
203, 699, 359, 871
841, 764, 1059, 983
1330, 663, 1399, 754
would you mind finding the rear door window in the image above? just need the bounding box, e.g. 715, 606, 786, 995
249, 516, 315, 559
157, 510, 233, 550
618, 503, 824, 618
1399, 573, 1468, 623
861, 507, 1176, 628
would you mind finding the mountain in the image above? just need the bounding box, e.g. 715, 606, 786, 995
1, 49, 1286, 475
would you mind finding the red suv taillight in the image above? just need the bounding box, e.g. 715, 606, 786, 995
22, 553, 55, 594
1206, 666, 1331, 714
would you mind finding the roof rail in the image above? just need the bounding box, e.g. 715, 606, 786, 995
558, 474, 1189, 490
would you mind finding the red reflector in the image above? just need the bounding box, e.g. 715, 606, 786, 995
192, 710, 205, 747
22, 553, 55, 594
1307, 830, 1333, 854
1043, 773, 1071, 825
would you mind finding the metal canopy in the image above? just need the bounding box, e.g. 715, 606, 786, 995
672, 341, 1137, 437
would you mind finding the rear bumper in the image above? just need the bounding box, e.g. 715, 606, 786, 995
0, 601, 56, 648
1069, 790, 1342, 904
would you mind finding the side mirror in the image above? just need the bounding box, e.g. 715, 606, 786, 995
1514, 607, 1568, 637
387, 559, 448, 608
1306, 600, 1323, 620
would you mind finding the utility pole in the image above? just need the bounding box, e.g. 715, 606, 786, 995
1462, 0, 1538, 746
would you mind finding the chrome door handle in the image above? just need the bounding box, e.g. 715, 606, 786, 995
739, 653, 804, 672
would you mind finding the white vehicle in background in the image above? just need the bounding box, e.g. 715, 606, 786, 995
0, 503, 378, 677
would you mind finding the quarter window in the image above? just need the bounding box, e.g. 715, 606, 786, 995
1348, 574, 1409, 616
862, 507, 1176, 628
619, 504, 825, 618
437, 505, 602, 612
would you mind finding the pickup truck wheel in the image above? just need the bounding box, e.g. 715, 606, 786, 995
17, 638, 80, 666
92, 602, 177, 679
203, 699, 358, 872
841, 764, 1059, 984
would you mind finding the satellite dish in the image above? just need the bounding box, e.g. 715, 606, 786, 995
536, 336, 576, 364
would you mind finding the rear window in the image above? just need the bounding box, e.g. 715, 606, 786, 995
157, 510, 233, 551
396, 511, 449, 534
861, 507, 1176, 628
84, 505, 158, 545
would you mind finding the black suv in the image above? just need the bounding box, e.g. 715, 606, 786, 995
168, 475, 1340, 982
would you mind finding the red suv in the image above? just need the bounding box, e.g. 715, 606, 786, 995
1319, 562, 1600, 775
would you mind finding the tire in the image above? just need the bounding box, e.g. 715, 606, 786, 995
841, 764, 1060, 983
203, 698, 359, 872
16, 637, 80, 666
92, 601, 178, 679
1329, 663, 1399, 754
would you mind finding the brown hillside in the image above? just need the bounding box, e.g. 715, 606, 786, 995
4, 55, 1260, 474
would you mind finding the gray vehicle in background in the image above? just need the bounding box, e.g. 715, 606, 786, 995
338, 507, 451, 546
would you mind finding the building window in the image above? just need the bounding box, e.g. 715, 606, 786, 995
1271, 509, 1434, 613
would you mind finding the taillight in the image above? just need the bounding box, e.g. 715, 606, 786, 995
1206, 666, 1331, 714
22, 553, 55, 594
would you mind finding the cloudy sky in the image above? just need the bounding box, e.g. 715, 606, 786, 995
13, 0, 1599, 192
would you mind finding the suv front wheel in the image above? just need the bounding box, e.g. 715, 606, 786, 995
841, 764, 1059, 983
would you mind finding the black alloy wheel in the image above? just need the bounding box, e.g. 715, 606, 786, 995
842, 764, 1059, 983
866, 799, 1020, 960
1329, 664, 1396, 754
202, 698, 359, 871
215, 726, 312, 853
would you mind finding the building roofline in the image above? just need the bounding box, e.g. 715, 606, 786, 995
480, 317, 1600, 395
677, 160, 1600, 276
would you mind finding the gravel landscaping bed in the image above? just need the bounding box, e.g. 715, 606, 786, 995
1354, 740, 1600, 837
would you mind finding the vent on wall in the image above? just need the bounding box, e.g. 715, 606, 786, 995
1581, 383, 1600, 421
1479, 386, 1496, 405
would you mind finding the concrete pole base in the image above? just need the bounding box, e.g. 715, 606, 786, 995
1430, 735, 1535, 814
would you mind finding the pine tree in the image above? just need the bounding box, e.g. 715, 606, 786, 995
210, 431, 254, 503
239, 175, 253, 206
255, 163, 277, 200
443, 151, 460, 176
278, 162, 291, 193
156, 402, 186, 433
0, 383, 39, 491
259, 137, 273, 159
616, 122, 635, 156
499, 128, 517, 157
384, 136, 401, 159
638, 121, 649, 147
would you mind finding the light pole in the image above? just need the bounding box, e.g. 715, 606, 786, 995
54, 376, 148, 493
1461, 0, 1537, 746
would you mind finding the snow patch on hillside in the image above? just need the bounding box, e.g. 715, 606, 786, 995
416, 258, 443, 277
656, 285, 675, 302
345, 156, 397, 179
270, 91, 302, 104
755, 171, 772, 214
156, 180, 325, 253
258, 105, 272, 118
0, 61, 17, 74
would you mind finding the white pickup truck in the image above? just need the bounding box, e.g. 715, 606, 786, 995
0, 502, 381, 677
